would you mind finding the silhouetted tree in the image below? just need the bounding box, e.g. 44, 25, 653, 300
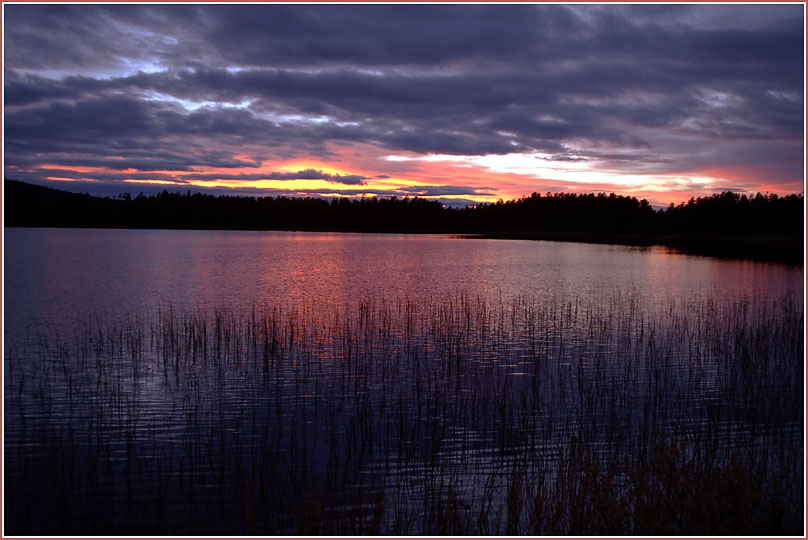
4, 179, 802, 241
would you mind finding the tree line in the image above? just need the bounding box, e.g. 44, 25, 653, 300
4, 179, 803, 237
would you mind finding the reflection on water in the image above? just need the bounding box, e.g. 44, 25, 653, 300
5, 228, 801, 334
3, 229, 804, 535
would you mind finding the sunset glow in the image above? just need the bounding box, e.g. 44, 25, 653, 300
4, 4, 803, 207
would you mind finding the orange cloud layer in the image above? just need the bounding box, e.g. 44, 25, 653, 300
25, 140, 804, 208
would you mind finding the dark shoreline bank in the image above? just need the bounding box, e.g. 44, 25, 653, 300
466, 230, 804, 265
5, 179, 803, 264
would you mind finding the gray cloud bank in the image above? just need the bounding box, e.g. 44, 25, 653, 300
3, 4, 804, 197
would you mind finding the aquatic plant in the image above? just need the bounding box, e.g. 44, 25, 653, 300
4, 289, 803, 535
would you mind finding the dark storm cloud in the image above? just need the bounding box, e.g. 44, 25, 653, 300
399, 185, 496, 197
3, 4, 804, 194
24, 167, 366, 186
15, 179, 462, 204
181, 169, 367, 186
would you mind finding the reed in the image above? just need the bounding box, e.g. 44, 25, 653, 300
4, 289, 803, 535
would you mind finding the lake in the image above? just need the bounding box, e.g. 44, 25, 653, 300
3, 228, 804, 535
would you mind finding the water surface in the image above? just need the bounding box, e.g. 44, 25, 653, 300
3, 228, 803, 535
4, 228, 800, 335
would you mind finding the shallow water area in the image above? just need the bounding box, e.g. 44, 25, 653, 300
4, 228, 804, 535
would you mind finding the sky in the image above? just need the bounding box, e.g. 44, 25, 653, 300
3, 3, 805, 207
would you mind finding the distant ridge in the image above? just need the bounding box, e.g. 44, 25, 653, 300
4, 179, 803, 263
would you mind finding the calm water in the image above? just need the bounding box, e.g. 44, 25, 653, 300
4, 228, 801, 335
3, 228, 804, 535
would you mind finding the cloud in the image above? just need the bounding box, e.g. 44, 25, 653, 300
15, 179, 470, 203
3, 4, 803, 201
398, 185, 496, 197
182, 169, 367, 185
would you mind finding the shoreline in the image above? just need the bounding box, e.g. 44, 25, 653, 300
466, 230, 804, 265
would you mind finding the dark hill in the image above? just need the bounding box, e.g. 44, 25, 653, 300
5, 179, 120, 227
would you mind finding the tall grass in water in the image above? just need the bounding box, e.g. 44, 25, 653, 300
4, 290, 803, 535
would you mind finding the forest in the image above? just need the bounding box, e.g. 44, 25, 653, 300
4, 179, 803, 261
